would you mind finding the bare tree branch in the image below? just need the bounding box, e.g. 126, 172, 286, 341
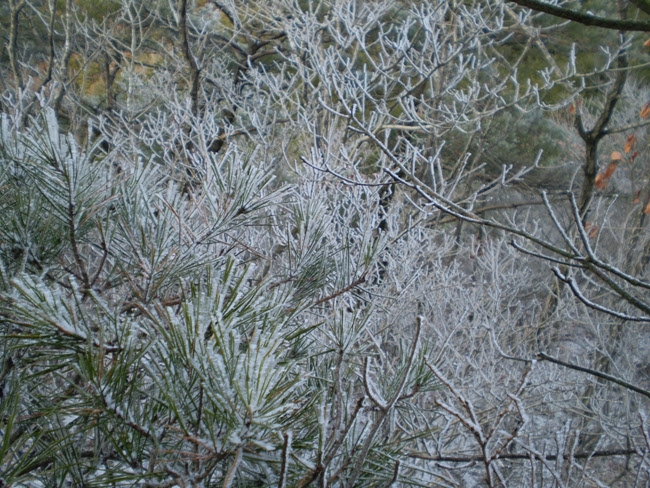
538, 352, 650, 399
507, 0, 650, 31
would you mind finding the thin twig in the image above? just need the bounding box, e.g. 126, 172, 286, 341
409, 448, 638, 463
538, 352, 650, 399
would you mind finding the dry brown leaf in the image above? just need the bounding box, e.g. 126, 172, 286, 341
624, 134, 637, 153
595, 173, 606, 190
584, 222, 598, 239
603, 161, 617, 180
611, 151, 624, 161
641, 103, 650, 118
644, 201, 650, 214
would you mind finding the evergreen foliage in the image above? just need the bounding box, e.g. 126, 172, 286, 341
1, 1, 650, 487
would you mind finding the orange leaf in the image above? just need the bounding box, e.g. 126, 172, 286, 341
641, 102, 650, 118
645, 39, 650, 47
569, 100, 582, 114
584, 222, 598, 239
595, 173, 607, 190
634, 190, 641, 204
611, 151, 624, 161
603, 161, 617, 180
644, 201, 650, 214
624, 134, 637, 153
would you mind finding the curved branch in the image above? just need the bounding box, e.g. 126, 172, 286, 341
552, 267, 650, 321
507, 0, 650, 32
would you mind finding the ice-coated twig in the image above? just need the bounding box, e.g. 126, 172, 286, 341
511, 239, 580, 268
552, 267, 650, 321
542, 191, 580, 255
346, 318, 422, 487
221, 447, 242, 488
568, 192, 596, 259
538, 352, 650, 399
278, 431, 291, 488
364, 357, 388, 410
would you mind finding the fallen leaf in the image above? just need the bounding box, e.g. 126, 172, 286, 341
595, 173, 606, 190
631, 151, 640, 163
624, 134, 637, 153
644, 201, 650, 214
645, 38, 650, 47
641, 102, 650, 118
603, 161, 617, 179
611, 151, 624, 161
634, 190, 641, 204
